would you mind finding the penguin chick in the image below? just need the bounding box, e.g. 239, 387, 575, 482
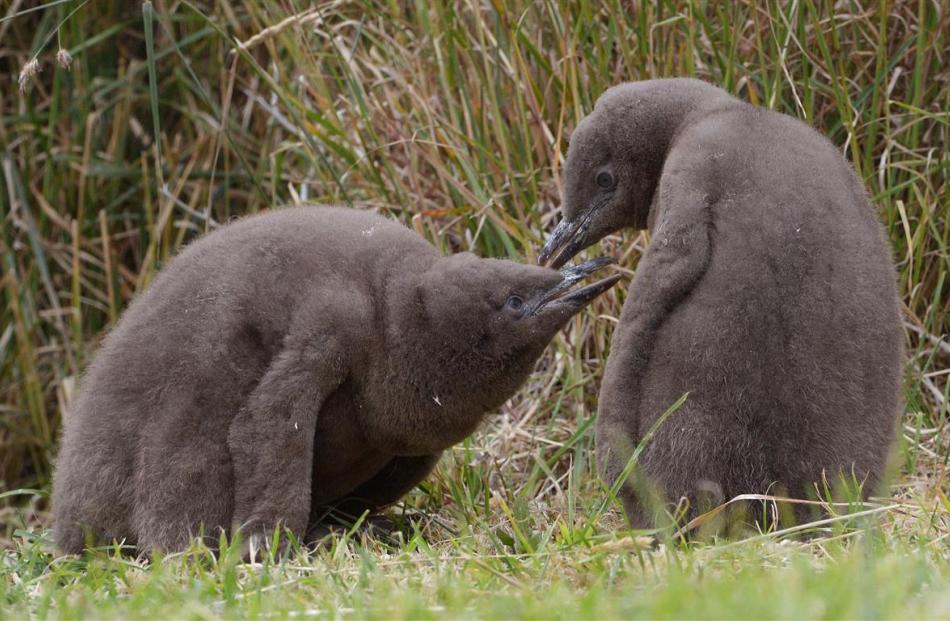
52, 206, 619, 553
540, 78, 903, 527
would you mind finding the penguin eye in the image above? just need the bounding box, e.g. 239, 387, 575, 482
596, 170, 615, 189
506, 295, 525, 312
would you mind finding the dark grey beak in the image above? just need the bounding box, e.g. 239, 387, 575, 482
530, 256, 621, 315
537, 218, 577, 266
538, 211, 595, 270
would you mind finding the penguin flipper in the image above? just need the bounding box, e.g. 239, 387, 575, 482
597, 188, 716, 522
228, 340, 346, 547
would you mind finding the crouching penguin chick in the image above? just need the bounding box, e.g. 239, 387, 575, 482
52, 206, 619, 554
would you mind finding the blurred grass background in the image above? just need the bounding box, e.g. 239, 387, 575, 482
1, 0, 948, 617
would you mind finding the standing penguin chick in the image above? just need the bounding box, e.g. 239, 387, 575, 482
53, 206, 619, 553
540, 78, 903, 526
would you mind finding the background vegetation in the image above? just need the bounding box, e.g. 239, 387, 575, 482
1, 0, 947, 618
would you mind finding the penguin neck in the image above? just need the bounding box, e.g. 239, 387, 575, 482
628, 81, 735, 231
370, 257, 490, 454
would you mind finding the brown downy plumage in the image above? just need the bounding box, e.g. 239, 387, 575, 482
540, 78, 903, 528
52, 205, 619, 554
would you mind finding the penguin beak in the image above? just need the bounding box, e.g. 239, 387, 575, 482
529, 256, 621, 315
538, 217, 580, 268
538, 202, 602, 269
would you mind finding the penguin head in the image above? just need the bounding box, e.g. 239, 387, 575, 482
415, 253, 620, 393
538, 82, 678, 269
376, 253, 619, 452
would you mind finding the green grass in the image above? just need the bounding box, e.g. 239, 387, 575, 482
4, 523, 950, 619
1, 0, 948, 618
